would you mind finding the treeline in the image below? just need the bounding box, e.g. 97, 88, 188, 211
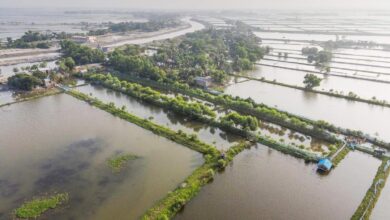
2, 31, 72, 49
88, 19, 182, 35
60, 40, 105, 65
85, 73, 216, 120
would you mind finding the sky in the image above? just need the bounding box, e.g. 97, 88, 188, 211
2, 0, 390, 10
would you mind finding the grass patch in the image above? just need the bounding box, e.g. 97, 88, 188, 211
352, 158, 390, 220
331, 147, 350, 167
15, 193, 69, 219
108, 153, 138, 172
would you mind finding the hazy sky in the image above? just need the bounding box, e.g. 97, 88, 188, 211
3, 0, 390, 10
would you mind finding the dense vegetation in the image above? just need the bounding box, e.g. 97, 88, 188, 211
107, 153, 138, 172
60, 40, 105, 65
15, 193, 69, 219
107, 26, 266, 84
303, 73, 322, 89
221, 112, 259, 131
301, 47, 332, 68
90, 19, 182, 36
7, 73, 43, 91
3, 31, 51, 49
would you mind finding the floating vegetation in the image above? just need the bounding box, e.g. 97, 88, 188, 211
14, 193, 69, 219
107, 153, 139, 172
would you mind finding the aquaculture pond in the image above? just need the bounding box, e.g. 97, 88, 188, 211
0, 93, 203, 219
75, 84, 243, 150
225, 79, 390, 142
371, 169, 390, 219
246, 65, 390, 102
176, 146, 380, 220
76, 84, 330, 154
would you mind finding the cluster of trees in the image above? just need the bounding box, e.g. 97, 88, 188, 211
301, 47, 332, 66
4, 31, 52, 49
107, 46, 166, 81
221, 112, 259, 131
7, 73, 43, 91
106, 26, 266, 86
58, 57, 76, 72
303, 74, 322, 89
89, 19, 181, 35
60, 40, 105, 65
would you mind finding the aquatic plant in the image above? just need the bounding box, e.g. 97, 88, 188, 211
107, 153, 138, 172
14, 193, 69, 219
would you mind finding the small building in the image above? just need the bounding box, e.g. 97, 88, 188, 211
374, 149, 386, 157
71, 36, 96, 44
317, 158, 333, 172
194, 76, 213, 88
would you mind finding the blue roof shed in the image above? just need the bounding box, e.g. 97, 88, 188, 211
317, 158, 333, 172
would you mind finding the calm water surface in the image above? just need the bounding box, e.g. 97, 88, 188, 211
225, 79, 390, 142
0, 93, 203, 219
176, 146, 380, 220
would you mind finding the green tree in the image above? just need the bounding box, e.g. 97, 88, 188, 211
303, 74, 322, 90
7, 73, 42, 91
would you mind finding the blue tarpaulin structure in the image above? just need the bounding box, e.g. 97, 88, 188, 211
317, 158, 333, 172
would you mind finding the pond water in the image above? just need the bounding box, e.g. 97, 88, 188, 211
225, 79, 390, 142
76, 84, 330, 153
0, 93, 203, 219
371, 176, 390, 219
76, 84, 244, 150
248, 65, 390, 102
176, 146, 380, 220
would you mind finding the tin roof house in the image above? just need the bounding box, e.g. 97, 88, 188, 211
317, 158, 333, 172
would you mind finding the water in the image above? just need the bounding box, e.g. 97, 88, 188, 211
248, 65, 390, 102
225, 79, 390, 142
0, 8, 145, 40
176, 146, 380, 220
76, 84, 329, 153
0, 93, 203, 219
76, 84, 243, 150
372, 177, 390, 219
105, 18, 204, 47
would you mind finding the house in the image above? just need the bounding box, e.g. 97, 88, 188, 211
194, 76, 213, 88
71, 36, 96, 44
317, 158, 333, 172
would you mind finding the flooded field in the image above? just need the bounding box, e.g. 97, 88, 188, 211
176, 146, 380, 220
225, 79, 390, 142
0, 93, 203, 219
247, 65, 390, 102
76, 84, 330, 154
0, 8, 145, 40
76, 84, 243, 150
